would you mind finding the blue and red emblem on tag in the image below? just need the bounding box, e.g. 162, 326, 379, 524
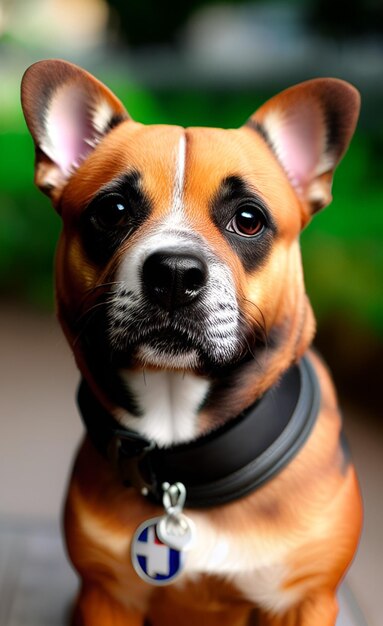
131, 517, 184, 585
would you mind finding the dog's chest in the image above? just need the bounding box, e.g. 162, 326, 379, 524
181, 515, 298, 614
113, 373, 298, 612
77, 494, 296, 615
94, 371, 302, 613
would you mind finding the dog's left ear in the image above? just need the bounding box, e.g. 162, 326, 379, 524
21, 59, 129, 202
246, 78, 360, 214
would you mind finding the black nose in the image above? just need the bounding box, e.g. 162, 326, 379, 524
142, 250, 208, 310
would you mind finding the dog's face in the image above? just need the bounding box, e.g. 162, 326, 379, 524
21, 61, 359, 401
57, 122, 301, 374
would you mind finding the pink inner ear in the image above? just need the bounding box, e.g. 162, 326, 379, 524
44, 85, 97, 175
269, 102, 324, 190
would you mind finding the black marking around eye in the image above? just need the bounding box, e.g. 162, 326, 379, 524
211, 175, 276, 273
81, 170, 153, 265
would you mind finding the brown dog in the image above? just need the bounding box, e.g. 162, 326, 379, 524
21, 60, 362, 626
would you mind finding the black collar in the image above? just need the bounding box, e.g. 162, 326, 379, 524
77, 355, 320, 508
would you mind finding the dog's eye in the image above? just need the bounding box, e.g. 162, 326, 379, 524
90, 193, 130, 229
227, 206, 266, 237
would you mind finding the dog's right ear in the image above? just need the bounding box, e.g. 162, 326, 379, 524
21, 59, 129, 203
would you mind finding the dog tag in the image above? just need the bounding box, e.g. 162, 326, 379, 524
131, 482, 195, 586
131, 516, 185, 586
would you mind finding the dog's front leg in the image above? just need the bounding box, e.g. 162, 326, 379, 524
258, 590, 338, 626
71, 583, 145, 626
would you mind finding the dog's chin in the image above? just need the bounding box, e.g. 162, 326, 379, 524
135, 344, 200, 370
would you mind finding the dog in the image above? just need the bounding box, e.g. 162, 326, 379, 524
21, 60, 362, 626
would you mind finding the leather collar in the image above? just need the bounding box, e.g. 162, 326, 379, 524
77, 354, 320, 508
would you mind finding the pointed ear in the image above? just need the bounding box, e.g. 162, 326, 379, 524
245, 78, 360, 213
21, 59, 129, 201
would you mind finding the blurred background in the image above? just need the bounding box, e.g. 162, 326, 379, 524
0, 1, 382, 625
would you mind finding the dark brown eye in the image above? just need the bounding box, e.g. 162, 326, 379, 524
91, 193, 130, 229
227, 206, 266, 237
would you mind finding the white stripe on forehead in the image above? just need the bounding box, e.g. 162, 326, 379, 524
172, 133, 187, 214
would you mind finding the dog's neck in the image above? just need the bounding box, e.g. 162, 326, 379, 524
116, 295, 315, 448
118, 369, 210, 447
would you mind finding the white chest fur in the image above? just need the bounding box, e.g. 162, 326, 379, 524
118, 370, 210, 447
184, 516, 299, 614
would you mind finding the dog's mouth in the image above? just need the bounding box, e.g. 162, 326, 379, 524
109, 311, 235, 370
111, 326, 202, 369
78, 294, 243, 374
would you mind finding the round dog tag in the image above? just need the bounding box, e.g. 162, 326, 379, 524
131, 517, 185, 586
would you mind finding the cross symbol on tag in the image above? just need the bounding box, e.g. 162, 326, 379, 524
131, 517, 184, 585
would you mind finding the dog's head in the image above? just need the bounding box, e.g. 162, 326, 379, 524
21, 60, 359, 408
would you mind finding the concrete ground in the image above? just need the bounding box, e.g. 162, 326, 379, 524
0, 304, 380, 624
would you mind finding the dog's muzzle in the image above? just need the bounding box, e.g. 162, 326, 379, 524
101, 240, 243, 369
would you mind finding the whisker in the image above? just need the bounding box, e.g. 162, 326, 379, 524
79, 281, 122, 307
72, 295, 119, 347
242, 298, 268, 345
74, 280, 124, 317
235, 299, 269, 362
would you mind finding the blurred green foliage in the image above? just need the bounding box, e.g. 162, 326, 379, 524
1, 81, 382, 338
